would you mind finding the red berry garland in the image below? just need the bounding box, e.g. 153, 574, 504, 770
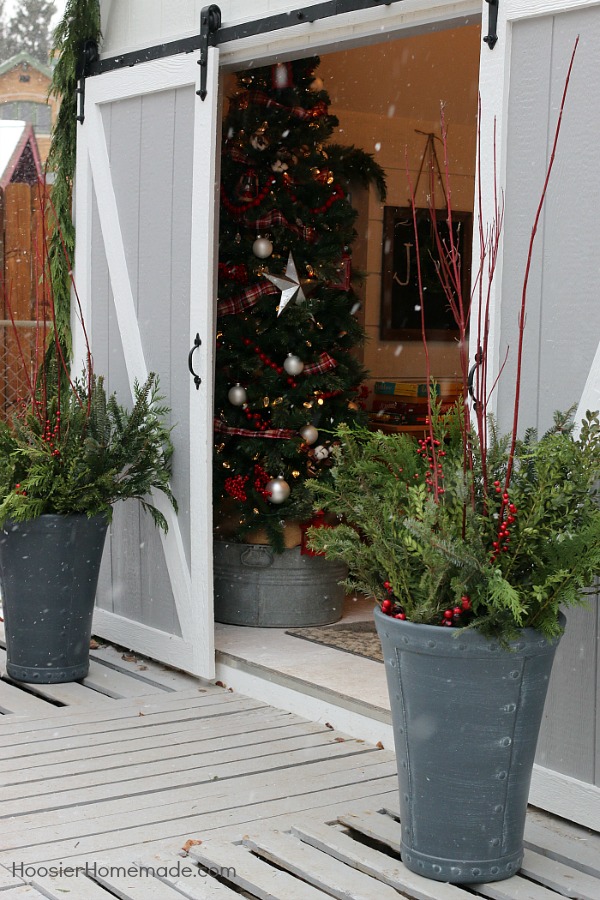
221, 176, 277, 217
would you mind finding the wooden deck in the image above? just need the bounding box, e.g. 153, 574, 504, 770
0, 639, 599, 900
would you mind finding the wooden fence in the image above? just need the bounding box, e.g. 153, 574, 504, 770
0, 182, 49, 419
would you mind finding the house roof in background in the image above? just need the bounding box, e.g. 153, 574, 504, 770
0, 120, 26, 174
0, 51, 52, 79
0, 120, 41, 187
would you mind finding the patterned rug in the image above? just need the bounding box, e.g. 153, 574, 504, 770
286, 620, 383, 663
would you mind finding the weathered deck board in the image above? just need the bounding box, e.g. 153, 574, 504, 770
82, 658, 172, 697
291, 819, 466, 900
0, 678, 54, 716
0, 639, 597, 900
0, 717, 326, 776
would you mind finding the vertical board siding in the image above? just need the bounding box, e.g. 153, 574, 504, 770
91, 92, 180, 636
169, 85, 195, 572
502, 9, 600, 787
138, 87, 179, 637
90, 195, 114, 615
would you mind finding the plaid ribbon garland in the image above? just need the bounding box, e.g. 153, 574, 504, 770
240, 92, 328, 121
214, 418, 296, 440
217, 280, 279, 317
251, 209, 316, 243
303, 352, 338, 376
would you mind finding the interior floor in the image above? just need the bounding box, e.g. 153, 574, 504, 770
214, 595, 390, 714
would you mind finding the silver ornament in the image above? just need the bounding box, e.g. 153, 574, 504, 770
252, 236, 273, 259
227, 383, 247, 406
283, 353, 304, 376
299, 424, 318, 445
266, 477, 290, 504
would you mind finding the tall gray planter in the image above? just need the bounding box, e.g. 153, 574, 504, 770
374, 606, 563, 884
0, 514, 108, 684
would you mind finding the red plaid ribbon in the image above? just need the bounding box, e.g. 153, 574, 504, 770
303, 352, 338, 376
251, 209, 316, 243
241, 92, 328, 121
214, 418, 296, 440
217, 280, 279, 317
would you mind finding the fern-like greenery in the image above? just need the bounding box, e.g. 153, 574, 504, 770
0, 373, 177, 532
307, 403, 600, 641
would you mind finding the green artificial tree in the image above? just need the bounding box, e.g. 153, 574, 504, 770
214, 57, 386, 552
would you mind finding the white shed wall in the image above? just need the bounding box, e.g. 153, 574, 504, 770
498, 6, 600, 792
100, 0, 326, 56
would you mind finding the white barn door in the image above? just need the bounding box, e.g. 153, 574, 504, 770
478, 0, 600, 830
74, 49, 220, 679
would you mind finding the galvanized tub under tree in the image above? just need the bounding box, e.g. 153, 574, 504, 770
0, 514, 108, 683
214, 540, 347, 627
374, 606, 564, 884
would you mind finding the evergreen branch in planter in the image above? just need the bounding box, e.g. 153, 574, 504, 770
0, 191, 177, 531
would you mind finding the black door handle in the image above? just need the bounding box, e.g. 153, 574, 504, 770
188, 333, 202, 389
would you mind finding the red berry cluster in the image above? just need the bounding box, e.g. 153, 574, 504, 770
242, 337, 298, 387
440, 595, 472, 627
224, 474, 249, 501
253, 465, 272, 500
42, 415, 61, 458
380, 581, 407, 620
14, 483, 27, 496
491, 481, 518, 562
417, 435, 445, 495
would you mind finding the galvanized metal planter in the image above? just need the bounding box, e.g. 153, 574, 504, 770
0, 514, 108, 684
374, 605, 564, 884
214, 540, 347, 627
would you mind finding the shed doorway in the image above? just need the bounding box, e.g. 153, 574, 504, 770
214, 23, 481, 734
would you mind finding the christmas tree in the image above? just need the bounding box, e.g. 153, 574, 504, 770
214, 57, 386, 551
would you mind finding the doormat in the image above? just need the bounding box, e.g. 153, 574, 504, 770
285, 620, 383, 663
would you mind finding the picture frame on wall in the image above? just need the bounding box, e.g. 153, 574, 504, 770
380, 206, 473, 342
